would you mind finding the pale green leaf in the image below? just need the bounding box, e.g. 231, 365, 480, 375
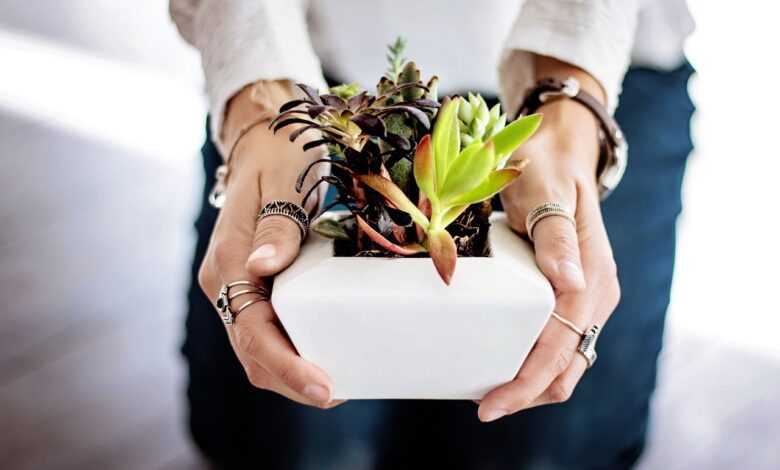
446, 168, 522, 206
488, 113, 542, 162
440, 204, 469, 228
432, 97, 461, 186
440, 141, 495, 199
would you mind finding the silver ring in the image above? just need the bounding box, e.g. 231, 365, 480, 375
578, 325, 600, 368
550, 312, 600, 368
525, 202, 576, 241
257, 200, 309, 240
216, 280, 269, 325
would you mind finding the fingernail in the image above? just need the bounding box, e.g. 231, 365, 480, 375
249, 244, 276, 261
303, 384, 330, 403
558, 260, 585, 288
480, 407, 508, 423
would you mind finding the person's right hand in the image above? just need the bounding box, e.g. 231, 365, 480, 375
197, 85, 341, 409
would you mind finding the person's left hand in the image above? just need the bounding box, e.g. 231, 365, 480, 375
477, 95, 621, 422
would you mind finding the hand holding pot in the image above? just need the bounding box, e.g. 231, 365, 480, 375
480, 64, 621, 422
197, 83, 340, 409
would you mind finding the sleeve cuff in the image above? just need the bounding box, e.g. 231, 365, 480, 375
498, 1, 639, 115
193, 0, 327, 155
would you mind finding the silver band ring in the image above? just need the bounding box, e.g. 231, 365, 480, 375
216, 280, 269, 325
234, 297, 265, 316
525, 202, 576, 241
227, 288, 261, 299
257, 200, 309, 240
550, 312, 601, 368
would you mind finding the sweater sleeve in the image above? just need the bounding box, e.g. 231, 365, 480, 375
169, 0, 327, 152
498, 0, 641, 115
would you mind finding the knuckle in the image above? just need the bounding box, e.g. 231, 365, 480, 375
276, 362, 297, 388
599, 256, 621, 309
549, 382, 573, 403
245, 365, 270, 390
212, 238, 240, 270
197, 261, 213, 295
608, 278, 622, 309
602, 256, 618, 281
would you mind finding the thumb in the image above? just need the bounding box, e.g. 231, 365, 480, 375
246, 196, 307, 278
532, 216, 586, 293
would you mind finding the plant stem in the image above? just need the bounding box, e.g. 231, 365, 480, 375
428, 197, 444, 232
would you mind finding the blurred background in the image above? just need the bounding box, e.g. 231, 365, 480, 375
0, 1, 778, 469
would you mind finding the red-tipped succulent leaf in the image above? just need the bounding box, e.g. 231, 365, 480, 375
426, 229, 457, 285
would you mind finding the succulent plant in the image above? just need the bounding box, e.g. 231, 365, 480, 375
358, 98, 541, 283
385, 37, 408, 82
272, 38, 541, 284
270, 83, 437, 153
329, 82, 363, 100
458, 93, 508, 147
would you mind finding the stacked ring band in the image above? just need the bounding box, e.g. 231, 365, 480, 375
216, 280, 269, 325
257, 200, 310, 240
525, 202, 576, 241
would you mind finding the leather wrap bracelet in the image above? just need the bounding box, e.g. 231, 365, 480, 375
516, 77, 628, 200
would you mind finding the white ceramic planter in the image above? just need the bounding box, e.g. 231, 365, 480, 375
272, 212, 554, 400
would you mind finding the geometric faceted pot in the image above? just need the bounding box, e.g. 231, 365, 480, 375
272, 212, 555, 400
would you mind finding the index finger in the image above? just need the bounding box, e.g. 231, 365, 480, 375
232, 300, 335, 406
206, 155, 336, 406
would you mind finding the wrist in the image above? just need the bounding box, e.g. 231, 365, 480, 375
533, 55, 606, 106
518, 59, 627, 200
222, 80, 298, 155
524, 99, 601, 177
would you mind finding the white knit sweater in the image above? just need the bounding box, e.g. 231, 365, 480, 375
170, 0, 693, 153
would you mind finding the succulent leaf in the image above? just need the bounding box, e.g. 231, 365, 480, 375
313, 218, 350, 240
458, 100, 474, 123
413, 134, 435, 198
425, 76, 439, 102
350, 114, 386, 137
380, 105, 431, 129
388, 158, 413, 195
297, 83, 323, 104
457, 93, 508, 146
446, 168, 522, 206
357, 174, 430, 229
488, 113, 542, 162
440, 204, 470, 229
329, 82, 363, 99
426, 229, 457, 285
431, 97, 461, 187
440, 141, 495, 198
385, 37, 408, 81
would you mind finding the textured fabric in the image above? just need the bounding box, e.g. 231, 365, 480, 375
169, 0, 328, 149
181, 61, 695, 469
169, 0, 693, 152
